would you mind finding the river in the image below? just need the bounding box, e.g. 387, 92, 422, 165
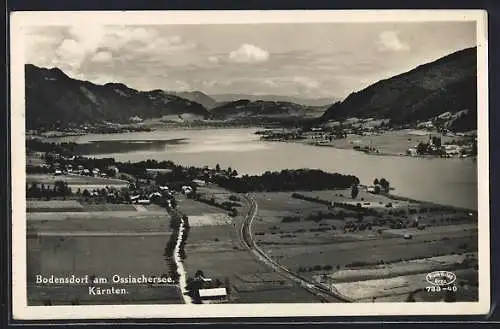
50, 128, 478, 210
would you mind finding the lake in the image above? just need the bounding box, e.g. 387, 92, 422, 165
50, 128, 478, 210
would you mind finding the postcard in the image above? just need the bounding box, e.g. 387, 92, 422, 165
10, 9, 490, 320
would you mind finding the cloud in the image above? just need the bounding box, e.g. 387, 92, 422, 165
28, 25, 199, 79
377, 31, 410, 52
208, 56, 220, 63
292, 76, 321, 90
91, 51, 113, 63
135, 35, 197, 56
228, 44, 270, 63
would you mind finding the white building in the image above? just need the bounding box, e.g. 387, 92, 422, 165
407, 148, 418, 156
192, 179, 206, 186
444, 145, 461, 157
182, 186, 193, 195
199, 288, 228, 302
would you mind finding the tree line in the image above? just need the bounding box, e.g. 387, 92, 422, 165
214, 169, 360, 193
26, 181, 72, 199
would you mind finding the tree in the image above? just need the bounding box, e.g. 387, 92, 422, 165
351, 184, 359, 199
215, 163, 221, 172
417, 142, 428, 155
224, 277, 231, 294
373, 178, 379, 186
195, 270, 205, 278
432, 136, 442, 148
379, 178, 390, 192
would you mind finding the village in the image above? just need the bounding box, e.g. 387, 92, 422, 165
26, 136, 478, 305
258, 114, 477, 158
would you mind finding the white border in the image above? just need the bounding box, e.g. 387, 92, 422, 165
10, 10, 490, 320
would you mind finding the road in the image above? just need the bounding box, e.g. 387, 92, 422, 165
239, 194, 353, 303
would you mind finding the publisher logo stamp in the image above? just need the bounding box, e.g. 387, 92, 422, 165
425, 271, 456, 286
425, 271, 458, 294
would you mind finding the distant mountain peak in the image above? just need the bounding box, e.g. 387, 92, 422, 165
25, 65, 211, 128
166, 90, 218, 109
26, 64, 69, 80
317, 47, 477, 132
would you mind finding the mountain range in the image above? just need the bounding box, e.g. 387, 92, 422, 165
24, 46, 477, 132
317, 47, 477, 131
210, 94, 337, 107
209, 99, 326, 120
166, 91, 219, 109
25, 64, 211, 129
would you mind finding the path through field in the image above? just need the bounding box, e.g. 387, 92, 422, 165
174, 215, 192, 304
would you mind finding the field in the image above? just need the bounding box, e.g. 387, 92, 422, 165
306, 129, 471, 155
27, 200, 85, 212
250, 189, 478, 302
176, 189, 322, 303
26, 199, 181, 305
24, 178, 478, 304
27, 173, 129, 190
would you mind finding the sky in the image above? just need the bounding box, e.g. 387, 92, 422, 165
23, 22, 476, 100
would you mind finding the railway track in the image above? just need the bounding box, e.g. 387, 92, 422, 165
239, 194, 353, 303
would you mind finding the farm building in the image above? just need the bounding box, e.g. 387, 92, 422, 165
108, 165, 119, 175
182, 186, 193, 195
406, 148, 418, 156
192, 179, 206, 186
444, 145, 461, 157
198, 288, 228, 302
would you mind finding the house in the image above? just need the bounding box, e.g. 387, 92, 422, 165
108, 165, 119, 175
198, 288, 228, 302
417, 121, 434, 129
130, 116, 143, 122
137, 199, 151, 205
149, 192, 162, 200
403, 233, 413, 240
192, 179, 206, 186
406, 148, 418, 156
444, 145, 461, 156
182, 186, 193, 195
54, 169, 62, 176
130, 195, 141, 203
159, 186, 170, 191
345, 118, 360, 124
438, 112, 452, 120
195, 274, 213, 284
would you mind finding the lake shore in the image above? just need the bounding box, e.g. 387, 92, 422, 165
260, 129, 476, 160
26, 127, 478, 210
